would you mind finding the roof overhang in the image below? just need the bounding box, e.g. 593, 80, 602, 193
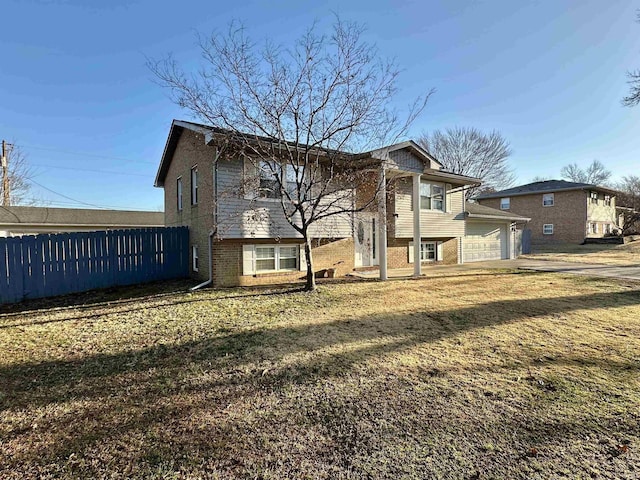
155, 120, 214, 188
421, 169, 481, 187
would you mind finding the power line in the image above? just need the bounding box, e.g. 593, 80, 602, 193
27, 178, 126, 210
18, 144, 157, 165
29, 163, 150, 178
18, 197, 161, 211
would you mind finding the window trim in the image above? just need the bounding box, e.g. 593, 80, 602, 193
191, 165, 199, 205
543, 224, 554, 235
192, 245, 199, 272
420, 180, 445, 212
177, 176, 183, 212
420, 241, 437, 261
254, 244, 300, 273
542, 193, 554, 207
500, 197, 510, 210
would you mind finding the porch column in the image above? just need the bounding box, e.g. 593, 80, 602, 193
378, 166, 388, 281
413, 173, 421, 277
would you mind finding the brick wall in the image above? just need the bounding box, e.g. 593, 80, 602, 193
163, 128, 216, 281
212, 237, 355, 287
478, 190, 588, 244
387, 237, 458, 269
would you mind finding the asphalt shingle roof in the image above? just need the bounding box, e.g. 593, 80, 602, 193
475, 180, 615, 200
464, 202, 530, 221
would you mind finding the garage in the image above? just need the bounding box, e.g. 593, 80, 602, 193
464, 222, 508, 262
463, 203, 531, 263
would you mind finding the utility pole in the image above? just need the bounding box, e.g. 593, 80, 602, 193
1, 140, 10, 206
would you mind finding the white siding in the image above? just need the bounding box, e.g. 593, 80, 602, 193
216, 157, 352, 239
393, 177, 465, 238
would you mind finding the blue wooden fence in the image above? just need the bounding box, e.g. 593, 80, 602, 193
0, 227, 189, 304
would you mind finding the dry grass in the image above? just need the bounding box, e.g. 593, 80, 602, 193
1, 271, 639, 479
524, 240, 640, 266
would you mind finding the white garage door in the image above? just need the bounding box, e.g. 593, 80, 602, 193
464, 223, 507, 262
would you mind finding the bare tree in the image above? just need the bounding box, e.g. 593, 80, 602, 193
417, 127, 515, 199
1, 143, 34, 206
560, 160, 611, 185
616, 175, 640, 234
531, 175, 552, 183
623, 10, 640, 107
150, 19, 430, 291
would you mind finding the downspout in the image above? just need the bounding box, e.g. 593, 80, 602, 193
191, 229, 214, 291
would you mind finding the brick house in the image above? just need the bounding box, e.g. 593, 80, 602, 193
475, 180, 620, 245
154, 120, 528, 286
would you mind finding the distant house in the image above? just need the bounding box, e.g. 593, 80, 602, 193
154, 120, 529, 287
475, 180, 620, 245
0, 206, 164, 237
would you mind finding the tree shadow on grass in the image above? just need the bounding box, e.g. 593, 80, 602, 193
1, 287, 639, 477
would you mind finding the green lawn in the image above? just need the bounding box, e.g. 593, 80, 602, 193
1, 270, 639, 479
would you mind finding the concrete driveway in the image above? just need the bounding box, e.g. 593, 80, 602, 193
350, 259, 640, 281
511, 259, 640, 282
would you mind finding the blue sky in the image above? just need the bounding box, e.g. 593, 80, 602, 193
1, 0, 639, 211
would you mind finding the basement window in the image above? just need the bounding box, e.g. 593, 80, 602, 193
255, 245, 299, 272
192, 245, 199, 272
543, 224, 554, 235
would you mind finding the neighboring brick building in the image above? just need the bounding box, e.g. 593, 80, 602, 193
155, 120, 527, 287
475, 180, 620, 245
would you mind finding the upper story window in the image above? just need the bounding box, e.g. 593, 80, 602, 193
256, 161, 304, 200
191, 166, 199, 205
420, 181, 445, 211
590, 191, 598, 204
604, 195, 611, 206
258, 160, 280, 199
500, 197, 510, 210
177, 177, 183, 211
542, 193, 554, 207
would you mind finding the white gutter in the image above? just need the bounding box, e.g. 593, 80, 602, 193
190, 230, 214, 291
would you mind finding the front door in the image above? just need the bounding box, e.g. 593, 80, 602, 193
354, 213, 379, 267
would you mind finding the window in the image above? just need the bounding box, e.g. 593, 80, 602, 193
500, 197, 510, 210
420, 181, 445, 211
255, 245, 299, 272
543, 224, 554, 235
604, 195, 611, 206
590, 223, 598, 234
177, 177, 183, 211
255, 246, 276, 271
590, 191, 598, 204
542, 193, 554, 207
604, 223, 612, 234
258, 160, 280, 199
191, 166, 198, 205
192, 245, 199, 272
420, 242, 436, 261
